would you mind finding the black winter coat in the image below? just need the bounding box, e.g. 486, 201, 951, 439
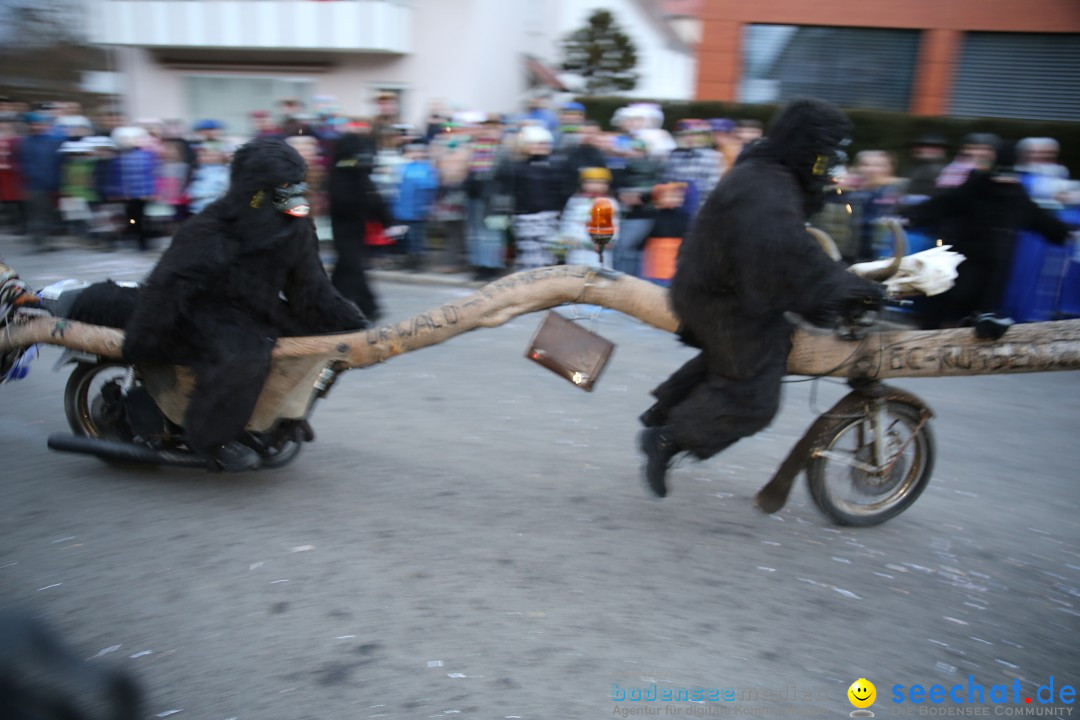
901, 170, 1069, 325
903, 170, 1068, 265
497, 154, 566, 215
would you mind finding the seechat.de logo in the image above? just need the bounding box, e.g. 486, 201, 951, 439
891, 676, 1076, 706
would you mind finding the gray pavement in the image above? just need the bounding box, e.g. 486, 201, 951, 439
1, 235, 1079, 719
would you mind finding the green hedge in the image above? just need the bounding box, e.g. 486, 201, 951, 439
580, 96, 1080, 177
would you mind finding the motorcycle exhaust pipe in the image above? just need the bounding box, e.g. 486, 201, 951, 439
47, 433, 209, 469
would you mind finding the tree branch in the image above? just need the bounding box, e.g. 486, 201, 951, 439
4, 266, 1080, 380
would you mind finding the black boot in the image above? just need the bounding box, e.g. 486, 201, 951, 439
974, 313, 1014, 340
206, 441, 261, 472
639, 427, 679, 498
638, 402, 668, 428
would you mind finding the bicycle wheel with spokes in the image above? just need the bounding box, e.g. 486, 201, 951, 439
807, 400, 935, 526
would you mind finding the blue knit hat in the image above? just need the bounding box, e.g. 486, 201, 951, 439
709, 118, 736, 133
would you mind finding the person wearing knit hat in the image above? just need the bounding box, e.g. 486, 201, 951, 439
559, 166, 619, 268
16, 112, 63, 250
517, 123, 554, 151
903, 133, 950, 198
936, 132, 1000, 189
709, 118, 739, 178
579, 166, 611, 183
674, 118, 709, 135
193, 119, 224, 145
464, 114, 507, 281
664, 118, 720, 217
57, 140, 97, 237
55, 115, 93, 139
111, 126, 159, 250
558, 101, 586, 135
392, 140, 439, 271
497, 122, 564, 269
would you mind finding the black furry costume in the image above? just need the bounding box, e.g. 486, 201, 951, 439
328, 133, 389, 322
901, 165, 1069, 329
645, 99, 884, 476
113, 138, 368, 454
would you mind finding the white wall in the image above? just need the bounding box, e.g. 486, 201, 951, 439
109, 0, 695, 132
117, 47, 186, 122
378, 0, 534, 125
94, 0, 411, 53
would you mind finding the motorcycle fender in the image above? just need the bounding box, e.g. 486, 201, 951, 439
52, 349, 103, 372
753, 384, 933, 514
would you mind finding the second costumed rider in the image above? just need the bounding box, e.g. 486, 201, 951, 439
638, 99, 887, 498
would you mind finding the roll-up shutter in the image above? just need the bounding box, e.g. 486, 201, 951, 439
951, 32, 1080, 121
740, 25, 920, 111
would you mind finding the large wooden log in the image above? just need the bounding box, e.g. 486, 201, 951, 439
3, 266, 1080, 380
788, 321, 1080, 378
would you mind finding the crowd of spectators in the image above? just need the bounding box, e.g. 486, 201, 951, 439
0, 94, 761, 284
0, 98, 236, 252
0, 94, 1076, 321
815, 132, 1079, 326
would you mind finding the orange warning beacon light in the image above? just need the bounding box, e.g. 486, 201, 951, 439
586, 197, 615, 262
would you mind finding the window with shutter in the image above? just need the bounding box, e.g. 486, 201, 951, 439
739, 24, 920, 112
951, 32, 1080, 122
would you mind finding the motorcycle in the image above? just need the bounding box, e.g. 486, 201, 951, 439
5, 221, 1078, 525
37, 280, 342, 471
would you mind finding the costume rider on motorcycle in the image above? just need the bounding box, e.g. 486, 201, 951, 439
638, 98, 886, 497
120, 137, 369, 470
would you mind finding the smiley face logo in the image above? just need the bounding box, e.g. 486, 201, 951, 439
848, 678, 876, 709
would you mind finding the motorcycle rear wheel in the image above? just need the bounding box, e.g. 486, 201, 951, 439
64, 361, 132, 439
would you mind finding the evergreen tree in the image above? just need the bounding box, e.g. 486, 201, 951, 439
561, 9, 639, 96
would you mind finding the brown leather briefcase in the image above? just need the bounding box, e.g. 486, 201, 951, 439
525, 310, 615, 392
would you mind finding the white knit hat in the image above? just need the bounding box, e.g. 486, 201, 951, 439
111, 126, 150, 150
518, 124, 553, 146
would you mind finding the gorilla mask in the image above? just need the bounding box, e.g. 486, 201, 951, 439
227, 137, 309, 215
273, 182, 310, 217
755, 98, 853, 216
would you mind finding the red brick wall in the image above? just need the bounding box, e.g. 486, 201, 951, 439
696, 0, 1080, 112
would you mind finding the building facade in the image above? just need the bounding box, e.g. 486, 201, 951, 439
696, 0, 1080, 120
85, 0, 695, 135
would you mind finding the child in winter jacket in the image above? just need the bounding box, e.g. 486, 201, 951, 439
559, 166, 619, 268
186, 143, 229, 215
392, 142, 439, 270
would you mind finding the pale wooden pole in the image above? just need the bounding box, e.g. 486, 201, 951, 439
4, 266, 1080, 380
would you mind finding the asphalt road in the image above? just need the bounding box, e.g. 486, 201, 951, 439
2, 238, 1078, 719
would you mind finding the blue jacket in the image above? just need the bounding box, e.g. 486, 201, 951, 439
393, 160, 439, 221
187, 164, 230, 214
111, 148, 159, 200
17, 133, 63, 192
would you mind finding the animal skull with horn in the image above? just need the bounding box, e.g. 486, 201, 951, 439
809, 219, 964, 297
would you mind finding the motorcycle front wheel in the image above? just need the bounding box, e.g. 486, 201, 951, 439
806, 400, 935, 527
256, 425, 305, 469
